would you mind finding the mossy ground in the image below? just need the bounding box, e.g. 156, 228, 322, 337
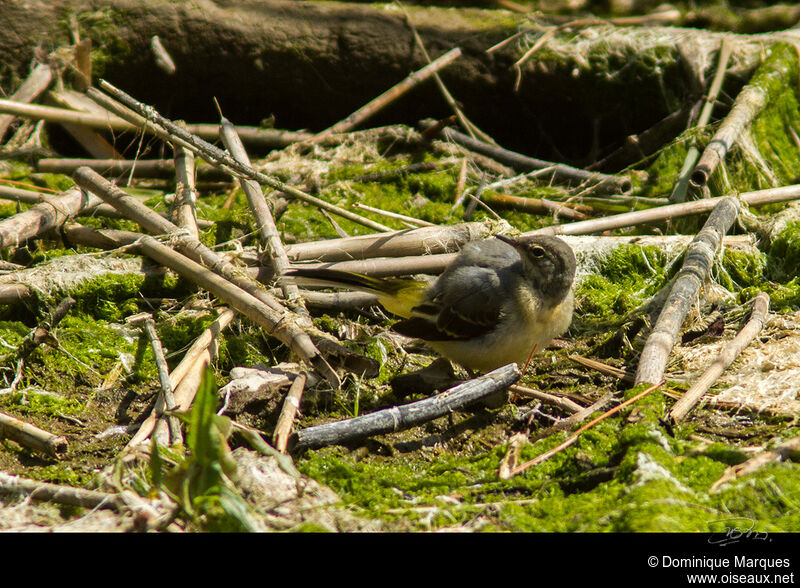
2, 27, 800, 532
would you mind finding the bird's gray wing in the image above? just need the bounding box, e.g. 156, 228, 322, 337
392, 265, 508, 341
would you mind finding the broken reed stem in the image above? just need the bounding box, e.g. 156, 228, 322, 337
506, 382, 662, 478
0, 184, 214, 229
481, 191, 588, 221
635, 197, 741, 386
172, 125, 199, 240
668, 292, 770, 424
670, 39, 733, 203
130, 314, 183, 446
690, 43, 797, 190
531, 392, 617, 441
710, 434, 800, 491
0, 186, 101, 250
568, 354, 635, 383
312, 47, 462, 141
0, 472, 121, 511
428, 122, 632, 194
0, 411, 69, 457
285, 220, 492, 263
125, 307, 234, 450
89, 82, 392, 233
291, 363, 520, 451
0, 63, 52, 142
273, 371, 307, 453
218, 116, 306, 309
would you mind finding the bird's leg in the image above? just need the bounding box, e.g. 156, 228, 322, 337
522, 344, 539, 374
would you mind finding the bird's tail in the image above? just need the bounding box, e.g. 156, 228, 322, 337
282, 268, 429, 318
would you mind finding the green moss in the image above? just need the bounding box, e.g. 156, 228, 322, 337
576, 244, 670, 327
0, 390, 83, 417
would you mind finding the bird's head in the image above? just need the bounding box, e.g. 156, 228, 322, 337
495, 234, 576, 304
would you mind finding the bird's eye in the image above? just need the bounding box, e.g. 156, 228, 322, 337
531, 246, 546, 257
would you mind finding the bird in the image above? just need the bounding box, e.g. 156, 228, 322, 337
283, 234, 576, 373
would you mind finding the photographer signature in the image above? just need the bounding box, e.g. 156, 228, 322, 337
707, 518, 770, 546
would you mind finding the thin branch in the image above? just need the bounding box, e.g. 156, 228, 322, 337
502, 382, 662, 478
0, 410, 68, 457
311, 47, 462, 142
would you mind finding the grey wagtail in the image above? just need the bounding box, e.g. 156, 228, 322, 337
284, 234, 576, 373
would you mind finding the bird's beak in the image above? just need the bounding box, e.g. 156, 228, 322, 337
494, 234, 521, 248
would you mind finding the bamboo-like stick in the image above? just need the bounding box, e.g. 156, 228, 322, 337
427, 122, 632, 194
670, 39, 733, 203
88, 83, 392, 233
568, 354, 634, 382
292, 363, 520, 451
0, 184, 213, 229
668, 292, 769, 424
690, 43, 796, 190
273, 371, 307, 453
0, 63, 52, 142
0, 472, 121, 511
285, 221, 493, 263
48, 89, 121, 160
0, 186, 101, 250
168, 307, 234, 389
311, 47, 462, 142
532, 184, 800, 237
283, 252, 457, 279
635, 197, 741, 385
0, 411, 68, 458
710, 434, 800, 491
172, 125, 199, 240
